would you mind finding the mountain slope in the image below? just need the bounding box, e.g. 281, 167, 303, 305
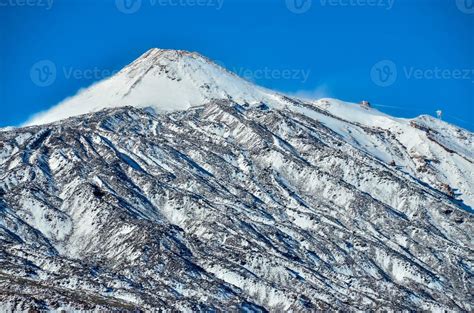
1, 102, 473, 311
24, 48, 474, 209
1, 49, 473, 310
302, 98, 474, 208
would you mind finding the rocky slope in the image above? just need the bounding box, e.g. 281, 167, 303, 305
0, 49, 473, 311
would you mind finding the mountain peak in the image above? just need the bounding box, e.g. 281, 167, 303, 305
122, 48, 224, 77
25, 48, 281, 126
135, 48, 207, 63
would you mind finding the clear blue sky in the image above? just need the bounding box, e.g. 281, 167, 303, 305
1, 0, 473, 130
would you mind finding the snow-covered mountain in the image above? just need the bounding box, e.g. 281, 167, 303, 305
25, 48, 288, 126
25, 49, 474, 209
1, 49, 473, 311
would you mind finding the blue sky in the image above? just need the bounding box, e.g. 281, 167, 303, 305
0, 0, 473, 129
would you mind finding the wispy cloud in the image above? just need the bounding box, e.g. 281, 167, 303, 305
283, 84, 332, 101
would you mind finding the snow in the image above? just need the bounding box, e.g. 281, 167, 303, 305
21, 48, 472, 207
24, 49, 286, 126
285, 98, 474, 208
1, 48, 472, 311
205, 264, 293, 309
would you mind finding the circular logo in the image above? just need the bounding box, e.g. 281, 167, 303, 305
370, 60, 397, 87
115, 0, 142, 14
456, 0, 474, 14
30, 60, 57, 87
286, 0, 312, 14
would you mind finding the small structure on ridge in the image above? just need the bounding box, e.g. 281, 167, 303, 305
360, 100, 371, 109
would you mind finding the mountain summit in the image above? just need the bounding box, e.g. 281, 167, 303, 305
1, 49, 473, 310
26, 48, 287, 126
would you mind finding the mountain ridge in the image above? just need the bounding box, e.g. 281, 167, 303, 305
1, 49, 473, 311
21, 48, 474, 208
